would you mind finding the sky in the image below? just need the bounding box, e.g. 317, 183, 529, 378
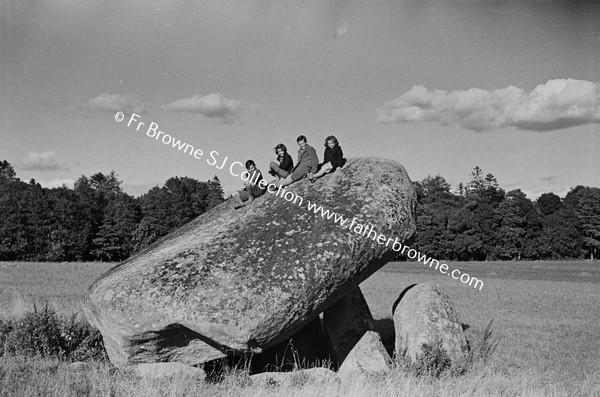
2, 0, 599, 199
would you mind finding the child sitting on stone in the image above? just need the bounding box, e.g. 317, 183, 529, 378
233, 160, 267, 209
269, 143, 294, 180
309, 135, 346, 182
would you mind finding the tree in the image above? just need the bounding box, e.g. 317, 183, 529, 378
0, 163, 27, 260
74, 170, 125, 260
466, 166, 485, 195
534, 194, 583, 259
0, 160, 17, 182
537, 192, 562, 216
20, 180, 53, 260
46, 187, 92, 261
92, 193, 141, 261
451, 167, 505, 260
413, 175, 461, 259
492, 190, 530, 260
207, 176, 225, 210
565, 186, 600, 259
132, 176, 224, 253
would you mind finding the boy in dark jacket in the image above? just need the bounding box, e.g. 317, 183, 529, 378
275, 135, 319, 187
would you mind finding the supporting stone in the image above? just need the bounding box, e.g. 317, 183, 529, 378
323, 287, 374, 366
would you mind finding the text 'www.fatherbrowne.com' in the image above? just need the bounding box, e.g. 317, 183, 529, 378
302, 201, 484, 291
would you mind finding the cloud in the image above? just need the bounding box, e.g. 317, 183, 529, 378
525, 185, 570, 200
17, 151, 67, 171
334, 20, 349, 38
376, 79, 600, 131
241, 101, 271, 121
162, 93, 241, 124
540, 175, 557, 182
82, 93, 146, 114
38, 179, 75, 189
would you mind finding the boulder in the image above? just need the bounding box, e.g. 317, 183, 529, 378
132, 362, 206, 380
250, 367, 340, 387
85, 157, 416, 368
337, 331, 392, 383
323, 287, 373, 366
393, 283, 467, 363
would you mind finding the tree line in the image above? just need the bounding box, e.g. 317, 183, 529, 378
1, 160, 599, 262
0, 160, 224, 262
413, 167, 600, 261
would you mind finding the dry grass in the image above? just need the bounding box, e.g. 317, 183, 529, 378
1, 356, 596, 397
1, 260, 600, 396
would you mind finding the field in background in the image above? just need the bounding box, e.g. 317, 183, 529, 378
1, 260, 600, 395
0, 262, 112, 318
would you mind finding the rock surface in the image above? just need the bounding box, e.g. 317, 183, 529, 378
337, 331, 392, 383
132, 362, 206, 379
393, 283, 467, 363
85, 157, 417, 367
323, 287, 373, 366
250, 367, 340, 387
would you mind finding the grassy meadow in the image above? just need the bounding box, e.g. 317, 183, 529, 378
1, 260, 600, 396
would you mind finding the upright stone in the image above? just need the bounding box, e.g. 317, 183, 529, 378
337, 331, 392, 383
85, 157, 417, 368
323, 287, 374, 366
393, 283, 467, 363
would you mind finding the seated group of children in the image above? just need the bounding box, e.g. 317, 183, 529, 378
233, 135, 345, 209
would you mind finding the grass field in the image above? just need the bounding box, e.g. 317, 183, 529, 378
1, 260, 600, 396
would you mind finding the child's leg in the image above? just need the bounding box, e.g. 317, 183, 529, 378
310, 162, 333, 180
276, 174, 294, 187
234, 190, 251, 209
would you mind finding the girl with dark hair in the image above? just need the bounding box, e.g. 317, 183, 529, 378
269, 143, 294, 179
308, 135, 345, 182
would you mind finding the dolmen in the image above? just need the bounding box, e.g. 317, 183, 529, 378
85, 157, 417, 369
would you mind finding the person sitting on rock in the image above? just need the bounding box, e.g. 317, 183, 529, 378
308, 135, 346, 182
268, 143, 294, 180
233, 160, 267, 209
276, 135, 319, 187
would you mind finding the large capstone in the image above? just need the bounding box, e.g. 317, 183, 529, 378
85, 157, 417, 368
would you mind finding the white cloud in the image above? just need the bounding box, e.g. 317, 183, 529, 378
38, 179, 75, 189
162, 93, 241, 124
83, 93, 146, 114
334, 20, 349, 38
18, 151, 67, 171
525, 185, 571, 200
377, 79, 600, 131
540, 175, 557, 182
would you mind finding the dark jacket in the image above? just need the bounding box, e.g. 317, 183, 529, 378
323, 145, 345, 171
278, 152, 294, 173
246, 168, 266, 197
294, 144, 319, 174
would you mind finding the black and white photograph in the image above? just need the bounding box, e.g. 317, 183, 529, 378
1, 1, 600, 395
